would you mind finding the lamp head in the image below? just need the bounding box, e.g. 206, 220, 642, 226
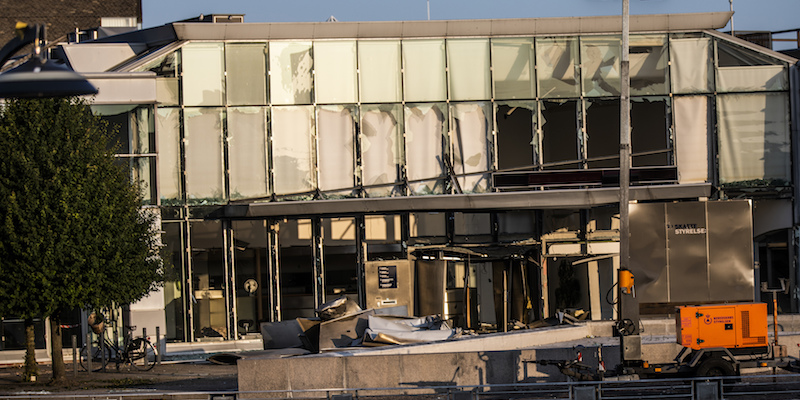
0, 56, 98, 98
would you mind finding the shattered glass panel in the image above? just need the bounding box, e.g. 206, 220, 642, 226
405, 103, 447, 195
541, 100, 580, 169
717, 93, 791, 186
184, 107, 225, 204
226, 43, 267, 106
717, 40, 782, 67
495, 102, 535, 170
360, 104, 403, 197
314, 41, 357, 104
403, 39, 447, 102
492, 38, 535, 100
581, 36, 621, 97
536, 37, 579, 98
447, 39, 491, 101
631, 97, 670, 167
269, 41, 313, 105
630, 35, 669, 95
359, 40, 402, 103
669, 38, 712, 93
450, 102, 492, 193
228, 107, 269, 200
317, 105, 356, 192
271, 106, 316, 194
156, 107, 181, 204
585, 99, 620, 168
182, 43, 224, 106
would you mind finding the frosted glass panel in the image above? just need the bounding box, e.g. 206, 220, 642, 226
156, 108, 181, 203
269, 42, 313, 105
630, 35, 668, 95
226, 43, 267, 106
228, 107, 269, 200
717, 66, 788, 92
184, 108, 224, 203
718, 93, 790, 185
314, 41, 357, 104
360, 104, 402, 197
405, 103, 447, 195
317, 105, 356, 191
451, 102, 492, 193
581, 36, 621, 97
669, 38, 712, 93
491, 38, 535, 99
536, 37, 579, 98
271, 106, 316, 194
447, 39, 491, 101
674, 96, 708, 184
359, 40, 402, 103
182, 43, 224, 106
403, 40, 446, 102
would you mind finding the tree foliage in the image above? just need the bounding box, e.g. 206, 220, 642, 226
0, 97, 163, 379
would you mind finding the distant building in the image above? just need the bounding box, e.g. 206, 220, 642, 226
2, 11, 799, 357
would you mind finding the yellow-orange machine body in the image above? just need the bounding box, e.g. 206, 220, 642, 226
676, 303, 768, 351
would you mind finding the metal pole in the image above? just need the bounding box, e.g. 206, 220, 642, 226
156, 326, 162, 365
86, 333, 92, 373
71, 335, 77, 377
620, 0, 631, 271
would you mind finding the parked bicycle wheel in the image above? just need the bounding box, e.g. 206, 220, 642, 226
79, 341, 112, 372
126, 337, 156, 371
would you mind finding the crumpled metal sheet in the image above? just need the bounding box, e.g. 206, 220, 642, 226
362, 315, 460, 346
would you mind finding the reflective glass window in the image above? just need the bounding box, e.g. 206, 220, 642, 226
189, 220, 227, 339
405, 103, 447, 195
360, 104, 403, 197
581, 36, 621, 97
162, 222, 187, 341
184, 107, 225, 204
182, 43, 224, 106
156, 107, 181, 204
450, 102, 492, 193
447, 39, 491, 101
314, 41, 357, 104
269, 42, 313, 105
402, 39, 446, 102
317, 105, 357, 192
491, 38, 535, 99
358, 40, 402, 103
536, 37, 580, 98
271, 106, 316, 195
630, 35, 669, 95
228, 107, 269, 200
226, 43, 267, 106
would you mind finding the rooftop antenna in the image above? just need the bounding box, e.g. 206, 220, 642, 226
729, 0, 735, 35
427, 0, 430, 20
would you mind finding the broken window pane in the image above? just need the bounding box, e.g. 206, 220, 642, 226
228, 107, 269, 200
717, 93, 790, 186
184, 107, 225, 204
317, 105, 356, 192
182, 43, 224, 106
269, 41, 313, 105
403, 39, 447, 102
271, 106, 316, 195
360, 104, 403, 197
669, 38, 712, 93
581, 36, 621, 97
358, 40, 402, 103
536, 37, 580, 98
717, 40, 782, 67
541, 100, 579, 169
495, 102, 535, 170
156, 107, 181, 203
447, 39, 491, 101
314, 41, 357, 104
631, 97, 670, 167
405, 103, 447, 195
451, 102, 492, 193
585, 99, 620, 168
674, 96, 709, 184
630, 35, 669, 95
226, 43, 267, 106
492, 38, 535, 100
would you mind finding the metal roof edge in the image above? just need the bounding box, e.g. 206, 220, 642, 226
703, 29, 799, 65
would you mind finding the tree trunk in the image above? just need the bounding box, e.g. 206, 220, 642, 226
49, 313, 66, 383
23, 318, 38, 382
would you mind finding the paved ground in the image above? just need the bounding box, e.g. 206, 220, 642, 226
0, 360, 237, 396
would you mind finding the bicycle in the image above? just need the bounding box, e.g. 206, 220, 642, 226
80, 325, 157, 371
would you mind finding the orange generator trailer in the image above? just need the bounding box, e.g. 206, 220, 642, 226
676, 303, 768, 351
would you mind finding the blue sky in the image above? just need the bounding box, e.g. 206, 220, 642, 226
142, 0, 798, 41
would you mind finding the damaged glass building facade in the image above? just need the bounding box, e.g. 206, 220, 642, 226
52, 11, 799, 343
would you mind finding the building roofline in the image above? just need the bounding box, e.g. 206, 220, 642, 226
703, 29, 799, 64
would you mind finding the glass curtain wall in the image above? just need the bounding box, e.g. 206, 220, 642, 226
190, 220, 228, 339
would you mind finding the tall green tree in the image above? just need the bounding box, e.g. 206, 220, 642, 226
0, 97, 163, 383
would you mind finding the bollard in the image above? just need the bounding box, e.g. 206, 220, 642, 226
156, 326, 162, 365
71, 335, 77, 377
85, 333, 92, 373
142, 327, 148, 367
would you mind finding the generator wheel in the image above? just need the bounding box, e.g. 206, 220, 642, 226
696, 357, 736, 377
